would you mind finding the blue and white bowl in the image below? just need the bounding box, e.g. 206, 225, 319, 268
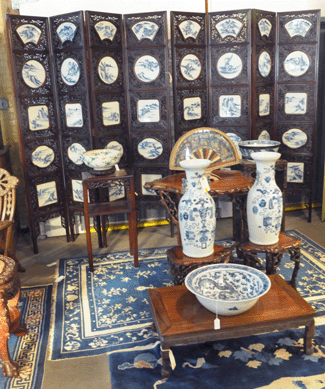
185, 263, 271, 316
238, 140, 280, 160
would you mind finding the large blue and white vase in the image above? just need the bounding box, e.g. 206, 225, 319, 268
247, 152, 283, 245
178, 159, 216, 258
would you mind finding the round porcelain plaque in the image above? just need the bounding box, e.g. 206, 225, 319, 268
98, 56, 118, 84
217, 53, 242, 79
258, 51, 271, 77
134, 55, 160, 83
138, 138, 163, 159
22, 60, 46, 89
282, 128, 307, 149
180, 54, 202, 81
284, 51, 309, 77
31, 145, 54, 167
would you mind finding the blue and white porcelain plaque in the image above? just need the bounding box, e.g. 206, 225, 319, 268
28, 105, 49, 130
282, 128, 307, 149
105, 141, 124, 155
61, 58, 80, 86
258, 130, 270, 140
68, 143, 86, 165
285, 93, 307, 115
134, 55, 160, 83
22, 60, 46, 89
180, 54, 201, 81
94, 21, 117, 41
72, 180, 84, 202
138, 138, 163, 159
258, 18, 272, 37
179, 20, 201, 40
219, 95, 241, 117
183, 97, 201, 121
57, 22, 77, 43
259, 94, 270, 116
98, 56, 118, 85
16, 24, 42, 45
284, 51, 309, 77
109, 183, 125, 202
217, 53, 242, 79
258, 51, 271, 77
131, 21, 159, 41
215, 18, 243, 38
285, 19, 312, 37
287, 162, 304, 183
31, 145, 54, 168
37, 181, 58, 207
102, 101, 120, 126
65, 103, 83, 127
137, 99, 160, 122
141, 174, 162, 195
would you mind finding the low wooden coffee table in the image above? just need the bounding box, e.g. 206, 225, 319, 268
148, 274, 316, 378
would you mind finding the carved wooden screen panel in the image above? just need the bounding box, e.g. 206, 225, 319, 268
124, 11, 171, 218
171, 11, 208, 141
208, 9, 252, 147
251, 10, 276, 140
50, 11, 93, 237
276, 10, 320, 222
7, 15, 69, 253
85, 11, 129, 169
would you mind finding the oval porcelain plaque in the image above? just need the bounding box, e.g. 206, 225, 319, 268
32, 145, 54, 167
98, 56, 119, 84
282, 128, 307, 149
22, 60, 46, 89
61, 58, 80, 86
284, 51, 309, 77
138, 138, 163, 159
68, 143, 86, 165
217, 53, 242, 79
258, 51, 271, 77
134, 55, 160, 83
180, 54, 202, 81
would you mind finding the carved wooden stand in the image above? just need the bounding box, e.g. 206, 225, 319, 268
0, 255, 27, 377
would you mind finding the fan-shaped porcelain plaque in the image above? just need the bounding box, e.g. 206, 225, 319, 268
169, 127, 240, 173
284, 51, 309, 77
131, 21, 159, 41
216, 18, 243, 38
102, 101, 120, 126
179, 20, 201, 40
183, 97, 201, 121
258, 51, 271, 77
98, 56, 118, 84
282, 128, 307, 149
180, 54, 202, 81
57, 22, 77, 43
217, 53, 242, 79
259, 94, 270, 116
31, 145, 55, 168
138, 138, 163, 159
72, 180, 84, 202
37, 181, 58, 207
285, 93, 307, 115
134, 55, 160, 83
258, 19, 272, 37
258, 130, 270, 140
16, 24, 42, 45
22, 60, 46, 89
65, 103, 83, 127
61, 58, 80, 86
28, 105, 49, 130
94, 21, 117, 41
137, 100, 160, 122
219, 95, 241, 117
141, 174, 162, 195
287, 162, 304, 183
105, 141, 124, 155
68, 143, 86, 165
285, 19, 312, 37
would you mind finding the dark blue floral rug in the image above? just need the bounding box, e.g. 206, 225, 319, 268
50, 230, 325, 362
0, 285, 52, 389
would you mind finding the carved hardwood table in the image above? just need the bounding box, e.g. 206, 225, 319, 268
144, 170, 254, 246
148, 274, 316, 378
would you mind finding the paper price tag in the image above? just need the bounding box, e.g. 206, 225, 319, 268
214, 317, 220, 330
200, 177, 210, 192
169, 349, 176, 370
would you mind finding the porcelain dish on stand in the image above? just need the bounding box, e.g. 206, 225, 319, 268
83, 148, 122, 171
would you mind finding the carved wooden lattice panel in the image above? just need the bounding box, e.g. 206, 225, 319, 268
6, 14, 69, 253
49, 11, 93, 236
124, 11, 171, 215
171, 11, 208, 141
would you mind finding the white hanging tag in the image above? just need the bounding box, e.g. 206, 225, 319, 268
56, 275, 65, 283
200, 176, 210, 192
169, 349, 176, 370
214, 302, 220, 330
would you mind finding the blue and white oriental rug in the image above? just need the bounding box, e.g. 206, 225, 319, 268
50, 230, 325, 362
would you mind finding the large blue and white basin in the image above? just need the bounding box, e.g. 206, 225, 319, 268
185, 263, 271, 316
238, 140, 280, 160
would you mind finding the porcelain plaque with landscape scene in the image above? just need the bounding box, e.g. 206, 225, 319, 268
98, 56, 118, 85
28, 105, 49, 130
134, 55, 160, 83
138, 138, 163, 159
217, 53, 242, 79
22, 60, 46, 89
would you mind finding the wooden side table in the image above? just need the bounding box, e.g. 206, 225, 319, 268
82, 168, 138, 272
238, 232, 301, 289
167, 244, 233, 285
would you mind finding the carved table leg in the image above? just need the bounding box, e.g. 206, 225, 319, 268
160, 344, 171, 378
304, 319, 315, 355
265, 253, 283, 275
288, 247, 301, 289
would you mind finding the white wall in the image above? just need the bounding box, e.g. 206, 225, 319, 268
19, 0, 325, 17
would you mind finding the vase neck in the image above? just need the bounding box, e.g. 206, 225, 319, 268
184, 166, 206, 191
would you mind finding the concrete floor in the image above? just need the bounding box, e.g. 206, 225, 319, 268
15, 208, 325, 389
